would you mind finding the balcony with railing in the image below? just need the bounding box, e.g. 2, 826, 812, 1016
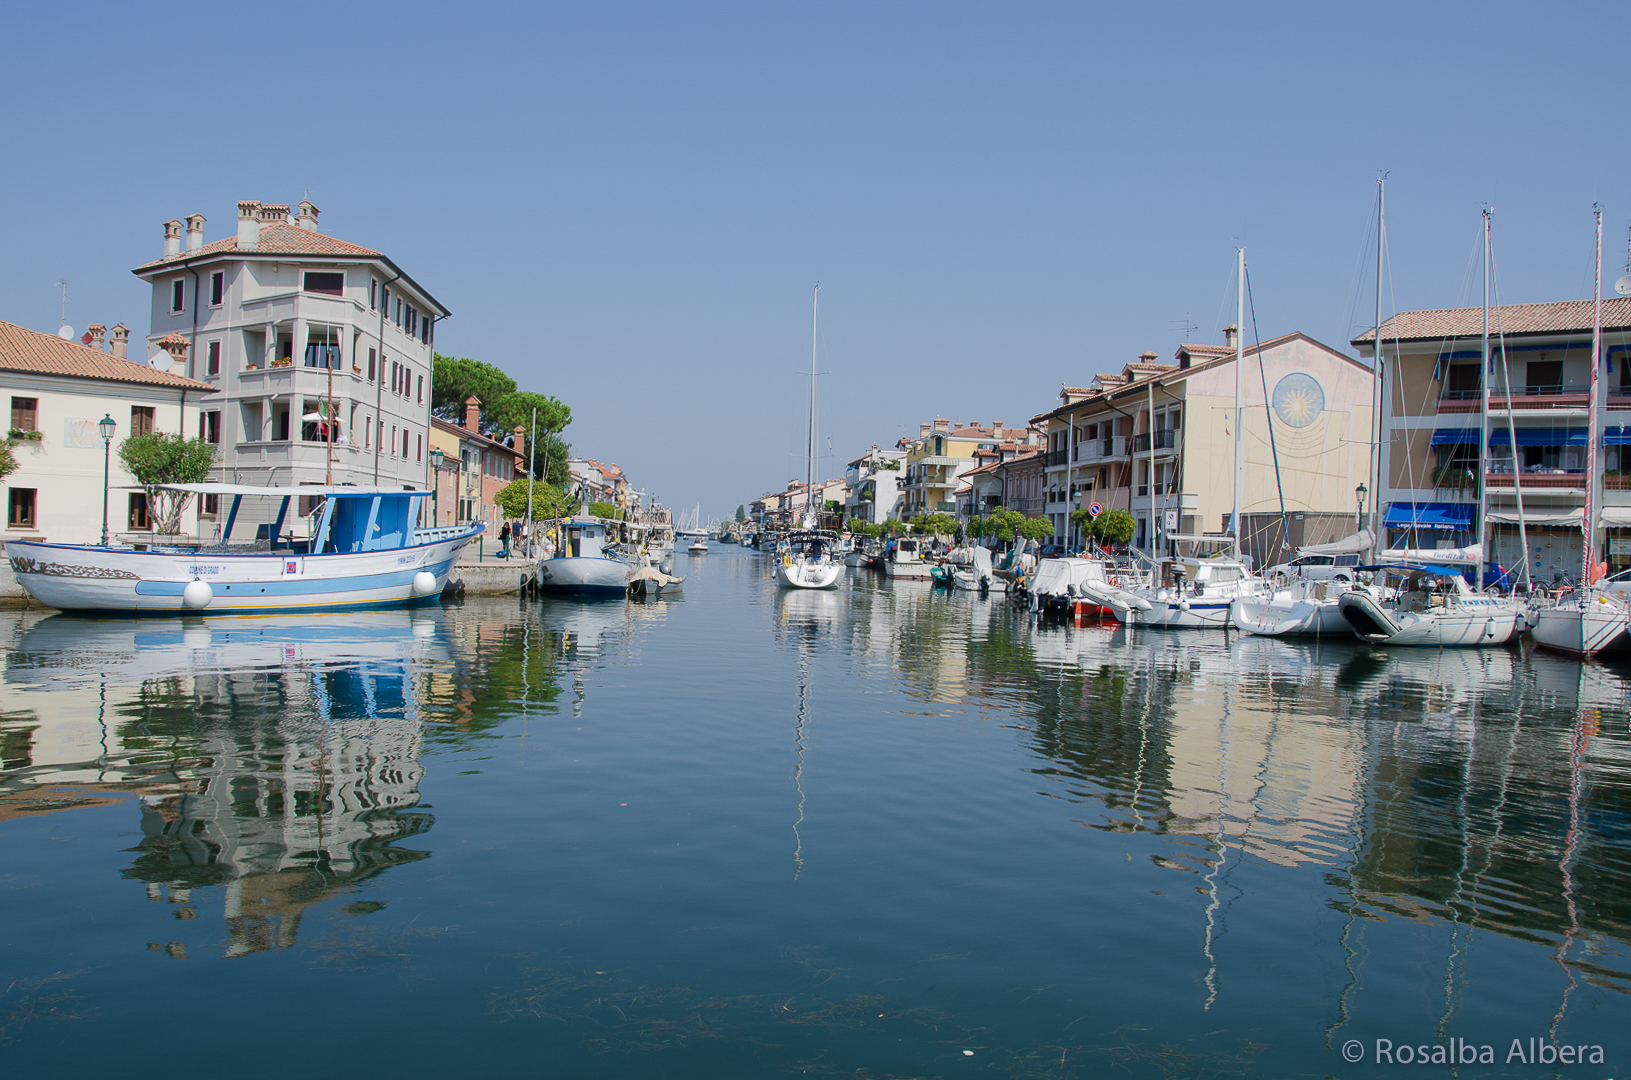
1131, 429, 1178, 454
1484, 468, 1586, 489
1044, 448, 1068, 468
1439, 383, 1592, 413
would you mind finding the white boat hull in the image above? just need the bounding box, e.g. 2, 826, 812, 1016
7, 534, 474, 614
1124, 599, 1236, 629
884, 560, 932, 579
952, 569, 1007, 592
1529, 595, 1630, 656
777, 556, 841, 589
536, 555, 631, 595
1338, 591, 1521, 646
1230, 595, 1349, 637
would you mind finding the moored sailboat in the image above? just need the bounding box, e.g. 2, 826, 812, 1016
777, 285, 842, 591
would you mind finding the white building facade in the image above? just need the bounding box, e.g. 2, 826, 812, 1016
0, 319, 214, 546
132, 200, 448, 532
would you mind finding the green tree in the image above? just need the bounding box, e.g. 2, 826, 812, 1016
117, 433, 217, 534
1091, 508, 1137, 546
967, 515, 987, 539
0, 440, 16, 481
587, 500, 619, 520
881, 517, 905, 536
987, 508, 1027, 544
735, 505, 746, 523
485, 390, 573, 483
431, 355, 517, 418
496, 479, 572, 520
1017, 515, 1056, 544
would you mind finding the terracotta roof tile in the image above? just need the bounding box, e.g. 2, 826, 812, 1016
133, 222, 382, 271
1179, 343, 1234, 356
0, 320, 214, 391
1353, 296, 1631, 344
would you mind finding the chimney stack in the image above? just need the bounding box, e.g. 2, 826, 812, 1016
258, 203, 289, 226
109, 324, 130, 359
87, 324, 106, 351
296, 200, 320, 232
934, 417, 949, 432
237, 201, 262, 246
184, 213, 206, 251
1223, 324, 1237, 349
463, 395, 481, 431
163, 219, 183, 257
920, 422, 931, 437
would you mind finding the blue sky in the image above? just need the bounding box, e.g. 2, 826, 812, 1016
3, 2, 1627, 518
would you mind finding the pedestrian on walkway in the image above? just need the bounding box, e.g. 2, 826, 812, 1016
498, 520, 511, 559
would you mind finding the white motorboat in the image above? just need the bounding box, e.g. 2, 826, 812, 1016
1026, 556, 1149, 618
952, 545, 1007, 592
883, 537, 933, 579
687, 538, 709, 554
6, 484, 478, 614
535, 519, 631, 595
776, 530, 842, 589
1338, 563, 1524, 646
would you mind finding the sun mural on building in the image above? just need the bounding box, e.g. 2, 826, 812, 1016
1271, 372, 1325, 429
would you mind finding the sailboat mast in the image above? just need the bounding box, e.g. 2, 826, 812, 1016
1585, 207, 1603, 587
1478, 210, 1492, 587
807, 285, 818, 525
1370, 176, 1384, 542
1232, 247, 1244, 557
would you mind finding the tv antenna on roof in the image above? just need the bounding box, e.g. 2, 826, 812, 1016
1169, 312, 1198, 340
54, 280, 73, 339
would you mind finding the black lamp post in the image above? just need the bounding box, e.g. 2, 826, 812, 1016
98, 413, 116, 545
1355, 481, 1368, 531
430, 447, 445, 526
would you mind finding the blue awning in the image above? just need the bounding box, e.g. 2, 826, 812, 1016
1382, 502, 1477, 531
1488, 427, 1587, 447
1430, 428, 1479, 446
1606, 426, 1631, 446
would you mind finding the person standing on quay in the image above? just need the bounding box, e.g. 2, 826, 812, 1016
498, 520, 511, 559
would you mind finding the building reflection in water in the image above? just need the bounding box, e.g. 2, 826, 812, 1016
0, 607, 570, 958
854, 595, 1631, 1011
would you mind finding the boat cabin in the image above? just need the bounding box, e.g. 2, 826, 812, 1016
565, 520, 611, 559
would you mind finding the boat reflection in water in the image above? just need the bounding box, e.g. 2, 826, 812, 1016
2, 610, 452, 958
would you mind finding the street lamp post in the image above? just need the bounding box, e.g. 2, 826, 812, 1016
98, 414, 116, 545
1355, 482, 1368, 532
430, 447, 445, 527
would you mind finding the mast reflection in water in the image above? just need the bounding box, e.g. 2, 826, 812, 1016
0, 553, 1627, 1079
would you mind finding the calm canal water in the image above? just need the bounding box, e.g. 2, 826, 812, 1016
2, 546, 1629, 1078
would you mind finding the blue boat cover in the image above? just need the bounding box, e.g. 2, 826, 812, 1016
1429, 428, 1478, 445
1381, 502, 1476, 531
1487, 427, 1587, 446
1357, 563, 1469, 578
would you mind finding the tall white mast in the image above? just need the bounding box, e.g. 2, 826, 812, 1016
1370, 176, 1384, 542
1478, 210, 1491, 583
1585, 207, 1603, 591
1232, 247, 1244, 557
807, 284, 819, 527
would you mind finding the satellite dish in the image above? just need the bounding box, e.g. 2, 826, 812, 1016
1616, 274, 1631, 297
56, 324, 74, 340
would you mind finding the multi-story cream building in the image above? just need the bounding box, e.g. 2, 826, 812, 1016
899, 420, 1032, 517
844, 445, 905, 524
131, 200, 448, 535
1030, 331, 1374, 565
1354, 297, 1631, 582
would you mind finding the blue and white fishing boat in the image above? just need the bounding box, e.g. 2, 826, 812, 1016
7, 484, 480, 614
535, 518, 631, 596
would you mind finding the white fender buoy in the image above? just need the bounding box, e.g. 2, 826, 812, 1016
411, 570, 438, 596
182, 578, 213, 610
1177, 599, 1191, 611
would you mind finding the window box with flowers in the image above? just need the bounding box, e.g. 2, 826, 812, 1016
7, 429, 43, 442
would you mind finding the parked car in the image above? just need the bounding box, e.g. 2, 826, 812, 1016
1036, 543, 1070, 559
1464, 563, 1514, 593
1261, 553, 1360, 585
